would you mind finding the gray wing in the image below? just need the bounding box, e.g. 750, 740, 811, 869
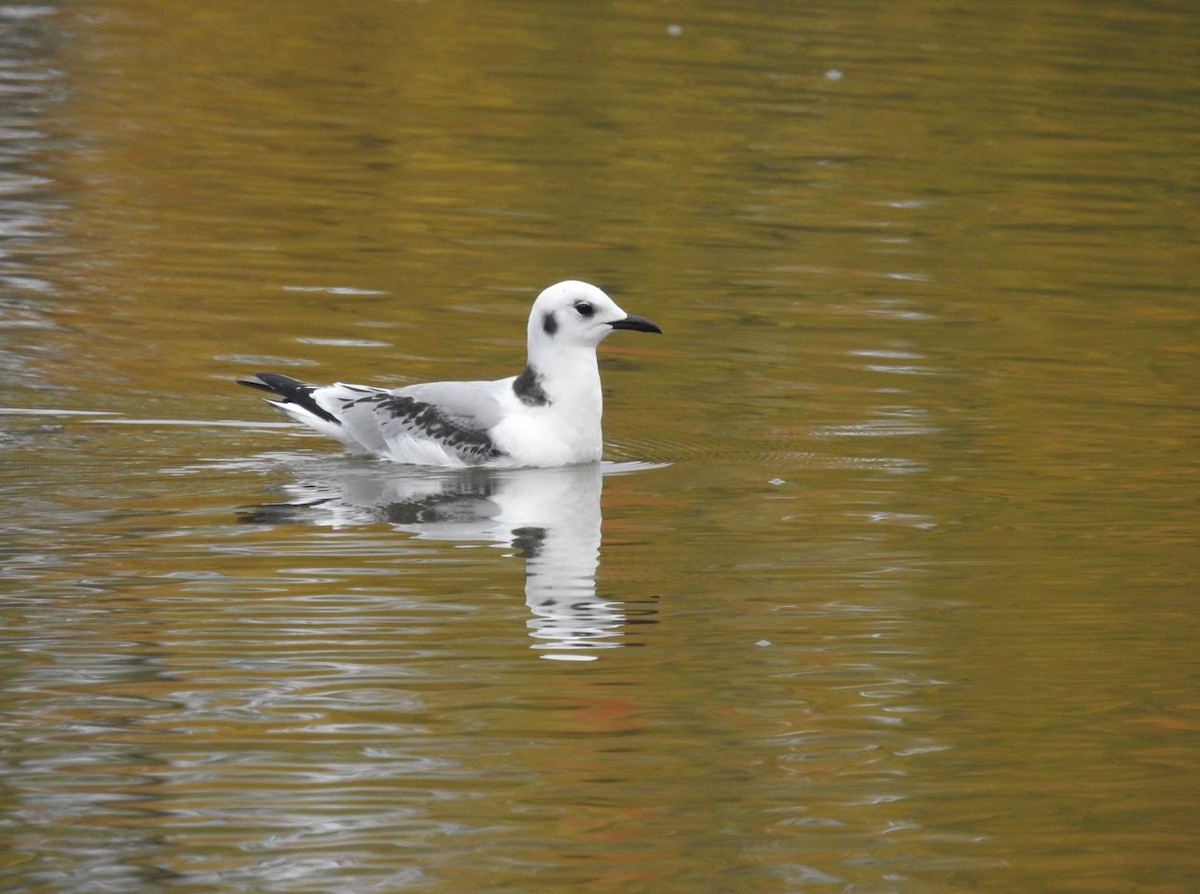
325, 379, 513, 464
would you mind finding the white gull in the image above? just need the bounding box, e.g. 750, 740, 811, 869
238, 280, 661, 467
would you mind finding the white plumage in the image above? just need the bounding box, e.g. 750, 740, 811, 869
239, 280, 661, 467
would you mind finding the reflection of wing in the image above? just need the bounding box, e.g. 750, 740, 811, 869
239, 463, 498, 529
239, 460, 663, 659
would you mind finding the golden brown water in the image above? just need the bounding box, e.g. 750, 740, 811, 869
2, 1, 1197, 891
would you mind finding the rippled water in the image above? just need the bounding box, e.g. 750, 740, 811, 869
2, 0, 1197, 891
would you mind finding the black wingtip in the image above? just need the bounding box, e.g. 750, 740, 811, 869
236, 371, 341, 426
237, 371, 309, 393
236, 374, 276, 394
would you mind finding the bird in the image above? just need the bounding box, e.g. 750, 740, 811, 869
238, 280, 662, 468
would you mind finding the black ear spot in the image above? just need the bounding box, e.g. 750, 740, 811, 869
542, 311, 558, 335
574, 301, 595, 318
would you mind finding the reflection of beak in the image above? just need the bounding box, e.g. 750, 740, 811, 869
609, 314, 662, 334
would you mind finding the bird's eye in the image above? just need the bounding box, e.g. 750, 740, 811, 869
574, 301, 595, 318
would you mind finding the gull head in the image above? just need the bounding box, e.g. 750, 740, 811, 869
528, 280, 661, 353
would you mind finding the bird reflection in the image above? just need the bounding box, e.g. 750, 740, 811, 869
241, 460, 660, 660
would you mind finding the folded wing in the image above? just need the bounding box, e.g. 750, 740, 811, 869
325, 380, 510, 465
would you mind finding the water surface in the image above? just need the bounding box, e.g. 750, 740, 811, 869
2, 1, 1197, 891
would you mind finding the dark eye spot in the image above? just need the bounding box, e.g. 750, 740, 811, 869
574, 301, 595, 318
